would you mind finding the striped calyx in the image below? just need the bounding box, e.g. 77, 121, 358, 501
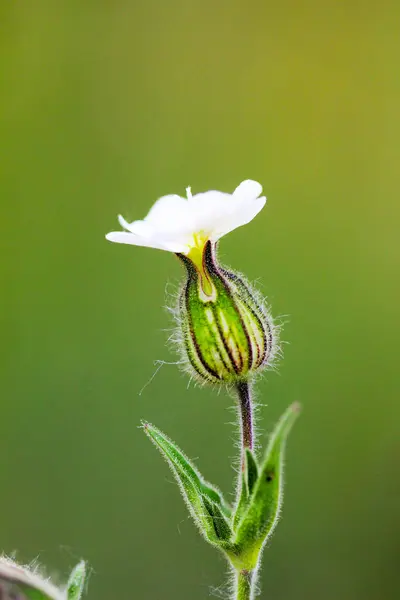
178, 241, 274, 385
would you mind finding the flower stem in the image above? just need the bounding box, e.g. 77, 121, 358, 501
235, 569, 256, 600
234, 383, 257, 599
236, 381, 254, 455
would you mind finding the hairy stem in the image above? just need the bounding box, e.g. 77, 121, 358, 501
235, 569, 256, 600
237, 381, 254, 456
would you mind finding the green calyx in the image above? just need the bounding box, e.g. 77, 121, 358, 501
177, 241, 275, 385
143, 402, 300, 572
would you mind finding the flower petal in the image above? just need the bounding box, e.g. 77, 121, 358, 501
106, 179, 266, 254
105, 231, 186, 252
118, 215, 163, 242
117, 215, 192, 251
211, 195, 267, 240
118, 214, 133, 230
189, 191, 233, 233
145, 194, 195, 233
122, 219, 157, 238
233, 179, 263, 200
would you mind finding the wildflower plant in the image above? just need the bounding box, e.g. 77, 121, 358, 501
106, 180, 300, 600
0, 180, 299, 600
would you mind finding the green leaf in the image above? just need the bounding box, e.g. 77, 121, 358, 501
200, 482, 231, 518
202, 496, 232, 542
143, 422, 233, 546
66, 561, 86, 600
232, 448, 259, 530
245, 448, 259, 495
229, 403, 301, 570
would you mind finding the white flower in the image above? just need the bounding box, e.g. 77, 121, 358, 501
105, 179, 266, 255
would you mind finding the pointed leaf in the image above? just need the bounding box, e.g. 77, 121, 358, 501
231, 403, 301, 570
202, 496, 232, 542
143, 422, 232, 545
200, 483, 231, 518
245, 448, 259, 495
67, 561, 86, 600
232, 448, 259, 530
175, 468, 218, 541
232, 473, 248, 532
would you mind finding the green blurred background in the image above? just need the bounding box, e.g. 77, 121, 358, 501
1, 1, 399, 598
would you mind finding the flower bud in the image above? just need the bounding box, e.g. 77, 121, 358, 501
177, 241, 275, 385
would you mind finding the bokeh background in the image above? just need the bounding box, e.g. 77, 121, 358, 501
1, 1, 399, 599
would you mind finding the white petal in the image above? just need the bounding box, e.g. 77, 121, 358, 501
211, 195, 267, 240
105, 231, 186, 253
118, 215, 159, 240
118, 214, 133, 230
117, 213, 192, 251
107, 179, 266, 254
188, 188, 266, 240
233, 179, 263, 200
189, 191, 233, 233
144, 194, 195, 233
123, 219, 156, 237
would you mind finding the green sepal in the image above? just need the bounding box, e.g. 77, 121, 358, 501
232, 448, 259, 530
229, 403, 301, 571
143, 422, 233, 546
66, 561, 86, 600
